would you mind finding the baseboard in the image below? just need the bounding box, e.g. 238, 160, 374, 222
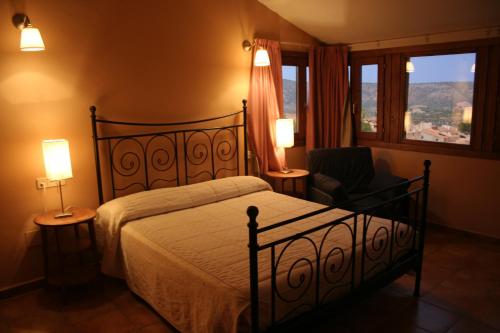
427, 221, 500, 241
0, 277, 44, 300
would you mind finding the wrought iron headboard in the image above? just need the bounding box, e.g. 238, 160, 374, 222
90, 100, 248, 205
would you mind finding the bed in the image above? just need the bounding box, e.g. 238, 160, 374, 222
90, 101, 431, 333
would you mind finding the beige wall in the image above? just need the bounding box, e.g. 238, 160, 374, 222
0, 0, 316, 290
371, 148, 500, 238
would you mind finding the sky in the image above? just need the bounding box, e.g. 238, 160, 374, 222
282, 65, 297, 81
362, 53, 476, 83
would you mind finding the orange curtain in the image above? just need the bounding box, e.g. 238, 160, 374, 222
248, 39, 286, 173
306, 45, 349, 150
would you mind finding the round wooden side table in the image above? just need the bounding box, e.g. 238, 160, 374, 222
265, 169, 309, 199
34, 207, 99, 290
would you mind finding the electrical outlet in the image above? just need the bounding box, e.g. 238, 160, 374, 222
36, 178, 65, 189
25, 230, 41, 247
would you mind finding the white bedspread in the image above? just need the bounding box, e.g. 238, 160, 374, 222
95, 176, 272, 277
95, 176, 413, 333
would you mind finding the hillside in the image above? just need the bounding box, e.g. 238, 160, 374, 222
362, 82, 473, 126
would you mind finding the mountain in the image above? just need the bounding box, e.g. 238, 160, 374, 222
361, 82, 474, 125
283, 79, 297, 118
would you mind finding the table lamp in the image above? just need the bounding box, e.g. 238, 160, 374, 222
42, 139, 73, 218
276, 118, 294, 174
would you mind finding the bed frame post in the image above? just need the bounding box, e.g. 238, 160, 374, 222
414, 159, 431, 297
242, 99, 249, 176
247, 205, 260, 333
90, 106, 104, 205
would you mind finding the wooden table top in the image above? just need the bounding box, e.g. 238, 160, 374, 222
265, 169, 309, 179
34, 207, 96, 227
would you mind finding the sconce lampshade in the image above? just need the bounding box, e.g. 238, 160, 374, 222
406, 61, 415, 73
276, 119, 294, 148
462, 106, 473, 124
20, 25, 45, 51
42, 139, 73, 181
254, 48, 270, 67
470, 64, 476, 73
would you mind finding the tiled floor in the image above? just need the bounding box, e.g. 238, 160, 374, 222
0, 225, 499, 333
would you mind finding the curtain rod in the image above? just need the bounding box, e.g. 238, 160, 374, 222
347, 26, 500, 48
280, 41, 312, 49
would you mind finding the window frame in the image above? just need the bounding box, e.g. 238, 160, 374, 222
400, 48, 480, 150
350, 38, 500, 159
281, 51, 308, 146
351, 56, 385, 141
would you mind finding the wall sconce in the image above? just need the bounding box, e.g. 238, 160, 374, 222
406, 60, 415, 73
470, 64, 476, 73
42, 139, 73, 217
12, 13, 45, 51
242, 40, 270, 67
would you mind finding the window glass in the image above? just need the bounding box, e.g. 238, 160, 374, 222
282, 65, 298, 132
361, 64, 378, 132
405, 53, 476, 145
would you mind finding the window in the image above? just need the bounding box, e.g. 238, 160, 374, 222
361, 64, 378, 133
352, 57, 384, 140
350, 38, 500, 158
282, 52, 308, 146
404, 53, 476, 146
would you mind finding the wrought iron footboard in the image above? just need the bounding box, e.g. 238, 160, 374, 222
247, 160, 431, 332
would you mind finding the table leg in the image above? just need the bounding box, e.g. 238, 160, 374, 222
87, 221, 99, 262
40, 227, 49, 284
54, 228, 66, 296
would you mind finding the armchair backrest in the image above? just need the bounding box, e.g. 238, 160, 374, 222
307, 147, 375, 192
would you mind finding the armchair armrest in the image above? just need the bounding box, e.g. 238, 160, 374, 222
312, 173, 349, 203
368, 173, 409, 200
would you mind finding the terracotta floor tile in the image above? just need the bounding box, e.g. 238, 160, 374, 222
135, 322, 179, 333
77, 308, 136, 333
395, 301, 460, 333
113, 291, 163, 328
447, 318, 500, 333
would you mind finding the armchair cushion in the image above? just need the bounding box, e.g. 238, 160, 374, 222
312, 173, 349, 202
308, 147, 374, 193
368, 173, 409, 201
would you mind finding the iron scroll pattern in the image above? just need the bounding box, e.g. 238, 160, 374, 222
183, 126, 240, 184
107, 133, 179, 197
90, 101, 248, 203
247, 161, 431, 332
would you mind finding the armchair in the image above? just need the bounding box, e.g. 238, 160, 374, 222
307, 147, 409, 217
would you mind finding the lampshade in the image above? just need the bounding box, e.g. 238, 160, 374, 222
42, 139, 73, 181
254, 48, 270, 67
20, 25, 45, 51
470, 64, 475, 73
276, 119, 294, 148
462, 106, 473, 124
406, 61, 415, 73
404, 111, 412, 133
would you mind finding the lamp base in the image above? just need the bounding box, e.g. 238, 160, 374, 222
280, 169, 293, 174
54, 211, 73, 219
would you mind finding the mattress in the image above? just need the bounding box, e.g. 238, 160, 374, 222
95, 176, 414, 333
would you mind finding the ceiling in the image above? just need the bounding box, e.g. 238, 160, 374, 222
257, 0, 500, 44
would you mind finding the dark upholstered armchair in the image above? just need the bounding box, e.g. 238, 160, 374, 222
307, 147, 409, 217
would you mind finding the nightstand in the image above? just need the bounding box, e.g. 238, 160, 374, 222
34, 207, 99, 290
265, 169, 309, 199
